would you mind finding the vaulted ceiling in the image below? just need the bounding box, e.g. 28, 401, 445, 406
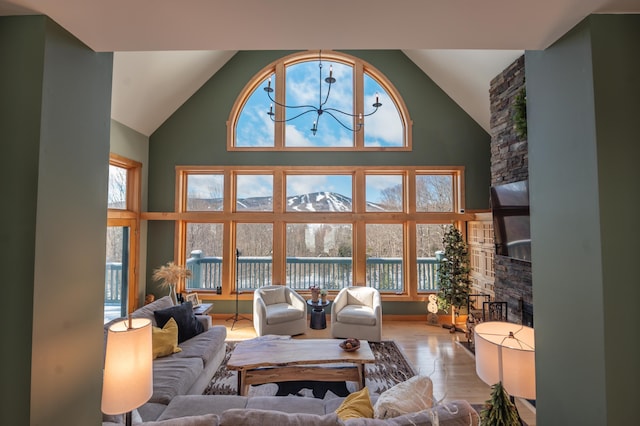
2, 0, 638, 136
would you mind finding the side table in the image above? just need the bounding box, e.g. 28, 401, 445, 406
193, 302, 213, 316
306, 299, 330, 330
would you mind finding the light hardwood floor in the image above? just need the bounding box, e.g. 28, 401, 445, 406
210, 317, 536, 425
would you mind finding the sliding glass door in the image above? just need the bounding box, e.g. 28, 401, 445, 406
104, 225, 130, 323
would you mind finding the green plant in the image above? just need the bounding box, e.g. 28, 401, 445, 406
512, 86, 527, 140
437, 225, 471, 324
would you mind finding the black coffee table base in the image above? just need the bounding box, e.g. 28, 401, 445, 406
275, 380, 350, 398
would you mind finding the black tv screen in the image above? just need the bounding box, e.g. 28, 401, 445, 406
490, 180, 531, 262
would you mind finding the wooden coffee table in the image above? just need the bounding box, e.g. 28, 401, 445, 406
226, 338, 375, 396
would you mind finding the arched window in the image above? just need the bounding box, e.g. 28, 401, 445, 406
228, 50, 412, 150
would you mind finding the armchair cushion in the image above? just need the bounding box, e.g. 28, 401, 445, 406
337, 305, 377, 326
347, 291, 374, 307
259, 286, 286, 305
266, 303, 306, 325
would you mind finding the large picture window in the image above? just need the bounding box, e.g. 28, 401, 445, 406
228, 51, 411, 151
170, 166, 465, 300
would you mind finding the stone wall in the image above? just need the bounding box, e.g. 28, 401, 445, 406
490, 55, 527, 184
489, 55, 533, 325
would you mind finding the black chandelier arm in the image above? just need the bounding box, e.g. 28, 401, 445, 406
322, 103, 380, 118
266, 90, 316, 111
361, 105, 381, 117
268, 108, 320, 123
322, 110, 364, 132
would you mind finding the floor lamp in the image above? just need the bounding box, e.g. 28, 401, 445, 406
102, 317, 153, 426
226, 248, 250, 330
474, 321, 536, 424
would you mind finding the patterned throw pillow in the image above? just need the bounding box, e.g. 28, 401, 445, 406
373, 375, 434, 419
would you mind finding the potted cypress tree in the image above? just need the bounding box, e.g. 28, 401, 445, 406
436, 225, 472, 331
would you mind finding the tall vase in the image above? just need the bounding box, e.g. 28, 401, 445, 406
168, 284, 178, 305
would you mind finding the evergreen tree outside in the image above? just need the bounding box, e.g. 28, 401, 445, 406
436, 225, 471, 326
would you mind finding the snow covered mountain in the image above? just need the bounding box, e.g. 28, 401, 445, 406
235, 191, 385, 212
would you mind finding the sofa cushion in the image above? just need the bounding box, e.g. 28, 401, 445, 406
154, 302, 204, 343
266, 303, 304, 325
342, 400, 479, 426
337, 305, 376, 326
152, 317, 182, 359
132, 296, 175, 326
174, 326, 226, 366
220, 409, 342, 426
373, 375, 434, 419
158, 395, 249, 420
336, 387, 374, 420
259, 286, 286, 305
246, 395, 327, 416
137, 414, 220, 426
150, 357, 204, 404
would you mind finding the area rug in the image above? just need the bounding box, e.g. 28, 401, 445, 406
203, 340, 416, 398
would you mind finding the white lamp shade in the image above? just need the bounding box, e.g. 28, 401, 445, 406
474, 321, 536, 400
102, 318, 153, 415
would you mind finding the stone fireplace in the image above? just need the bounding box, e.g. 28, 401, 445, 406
489, 55, 533, 325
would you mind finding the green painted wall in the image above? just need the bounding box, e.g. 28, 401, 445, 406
0, 16, 113, 425
0, 15, 46, 425
147, 50, 490, 304
526, 14, 640, 425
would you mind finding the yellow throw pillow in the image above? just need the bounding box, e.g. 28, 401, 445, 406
152, 317, 182, 359
335, 387, 374, 420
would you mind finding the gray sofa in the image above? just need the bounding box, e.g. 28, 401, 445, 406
103, 296, 227, 422
105, 394, 479, 425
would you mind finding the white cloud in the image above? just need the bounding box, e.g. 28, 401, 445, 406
364, 91, 403, 145
366, 174, 402, 194
188, 175, 223, 198
236, 175, 273, 198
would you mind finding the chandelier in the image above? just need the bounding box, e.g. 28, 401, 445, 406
264, 51, 382, 135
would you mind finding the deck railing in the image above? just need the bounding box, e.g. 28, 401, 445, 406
105, 262, 123, 304
183, 251, 442, 292
105, 254, 441, 297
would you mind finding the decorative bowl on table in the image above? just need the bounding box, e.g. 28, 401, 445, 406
339, 338, 361, 352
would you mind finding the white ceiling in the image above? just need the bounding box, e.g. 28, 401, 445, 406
2, 0, 638, 136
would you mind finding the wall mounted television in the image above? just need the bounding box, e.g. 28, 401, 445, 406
490, 180, 531, 262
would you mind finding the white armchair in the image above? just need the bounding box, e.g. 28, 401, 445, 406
331, 286, 382, 342
253, 285, 307, 336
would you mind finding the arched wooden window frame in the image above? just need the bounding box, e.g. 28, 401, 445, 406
227, 50, 413, 151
